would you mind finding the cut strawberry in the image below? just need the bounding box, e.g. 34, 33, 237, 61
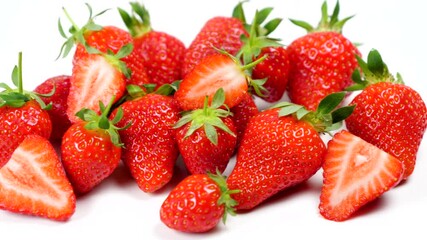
0, 135, 76, 221
319, 130, 404, 221
175, 53, 248, 110
67, 54, 126, 123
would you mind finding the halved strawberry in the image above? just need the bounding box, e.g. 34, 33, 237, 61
319, 130, 404, 221
175, 53, 250, 110
67, 54, 126, 123
0, 135, 76, 221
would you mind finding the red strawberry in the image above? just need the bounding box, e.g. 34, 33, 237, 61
175, 89, 237, 174
251, 46, 291, 102
319, 130, 404, 221
227, 92, 354, 210
34, 75, 72, 142
160, 172, 239, 233
111, 90, 181, 193
119, 2, 186, 87
230, 91, 258, 147
0, 134, 76, 221
0, 52, 52, 168
345, 49, 427, 179
59, 4, 150, 87
287, 1, 360, 110
175, 52, 262, 111
61, 97, 125, 194
181, 2, 248, 78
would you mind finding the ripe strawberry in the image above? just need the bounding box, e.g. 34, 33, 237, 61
111, 88, 181, 193
0, 134, 76, 221
160, 172, 239, 233
227, 92, 354, 210
251, 46, 290, 102
181, 2, 248, 77
59, 4, 150, 87
345, 49, 427, 179
287, 1, 360, 110
34, 75, 72, 142
0, 52, 52, 168
61, 97, 126, 194
319, 130, 404, 221
175, 88, 237, 174
119, 2, 186, 87
175, 52, 265, 111
230, 91, 258, 147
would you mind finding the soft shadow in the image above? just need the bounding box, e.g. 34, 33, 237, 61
346, 196, 388, 221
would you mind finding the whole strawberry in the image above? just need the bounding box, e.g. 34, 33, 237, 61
0, 52, 52, 168
34, 75, 72, 142
181, 2, 248, 77
61, 97, 126, 194
111, 86, 181, 193
160, 172, 239, 233
119, 2, 186, 87
175, 88, 237, 174
227, 92, 354, 210
345, 49, 427, 179
287, 1, 360, 110
0, 134, 76, 221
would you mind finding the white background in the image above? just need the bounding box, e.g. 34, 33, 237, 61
1, 0, 426, 239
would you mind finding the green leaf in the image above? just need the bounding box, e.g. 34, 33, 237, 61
256, 7, 273, 26
0, 83, 13, 91
204, 123, 218, 145
290, 19, 313, 32
115, 43, 134, 59
208, 117, 236, 137
111, 107, 124, 125
264, 18, 282, 35
331, 105, 355, 123
278, 104, 304, 117
367, 49, 385, 75
316, 91, 345, 114
11, 66, 19, 88
211, 88, 225, 109
98, 115, 110, 129
232, 1, 246, 22
58, 18, 67, 39
85, 22, 103, 31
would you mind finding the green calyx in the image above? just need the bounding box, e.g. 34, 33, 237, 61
118, 1, 152, 38
173, 88, 236, 145
346, 49, 404, 91
207, 170, 240, 224
272, 91, 355, 133
0, 52, 52, 109
290, 0, 353, 33
75, 96, 130, 147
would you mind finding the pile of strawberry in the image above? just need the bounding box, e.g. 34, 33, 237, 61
1, 1, 426, 233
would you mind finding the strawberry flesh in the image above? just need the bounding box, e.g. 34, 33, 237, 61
319, 130, 404, 221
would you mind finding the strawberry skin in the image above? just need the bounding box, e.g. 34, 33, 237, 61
287, 31, 360, 110
67, 54, 126, 123
34, 75, 72, 142
182, 16, 247, 77
319, 130, 404, 221
112, 94, 180, 193
160, 174, 227, 233
61, 122, 121, 194
0, 135, 76, 221
230, 92, 258, 147
175, 53, 248, 110
0, 100, 51, 168
252, 46, 291, 102
346, 82, 427, 179
227, 108, 326, 210
176, 116, 237, 174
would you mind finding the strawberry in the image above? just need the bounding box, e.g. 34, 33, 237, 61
34, 75, 72, 142
118, 2, 186, 87
59, 4, 150, 87
251, 46, 290, 102
0, 134, 76, 221
0, 52, 52, 168
345, 49, 427, 179
61, 97, 126, 194
319, 130, 404, 221
160, 172, 239, 233
174, 88, 237, 174
230, 91, 259, 147
175, 52, 264, 111
227, 92, 354, 210
181, 2, 248, 77
111, 87, 181, 193
287, 1, 360, 110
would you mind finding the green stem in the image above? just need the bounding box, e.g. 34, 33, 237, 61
62, 7, 80, 32
241, 54, 267, 71
18, 52, 23, 94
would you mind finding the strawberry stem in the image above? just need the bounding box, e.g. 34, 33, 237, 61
17, 52, 23, 94
62, 7, 80, 32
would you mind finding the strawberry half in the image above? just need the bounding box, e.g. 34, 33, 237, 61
0, 135, 76, 221
319, 130, 404, 221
